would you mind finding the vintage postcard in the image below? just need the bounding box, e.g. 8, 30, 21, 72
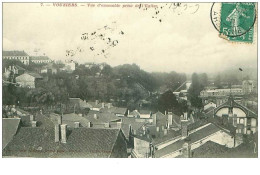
2, 2, 258, 158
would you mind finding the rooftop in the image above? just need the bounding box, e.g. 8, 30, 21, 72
3, 127, 122, 158
3, 50, 29, 57
85, 110, 120, 124
154, 123, 221, 158
30, 56, 51, 61
2, 118, 21, 149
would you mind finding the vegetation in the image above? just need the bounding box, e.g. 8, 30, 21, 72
3, 61, 188, 112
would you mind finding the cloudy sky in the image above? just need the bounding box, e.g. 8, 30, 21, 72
3, 3, 257, 74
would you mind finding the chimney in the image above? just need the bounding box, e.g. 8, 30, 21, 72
156, 126, 159, 132
108, 103, 112, 109
74, 122, 80, 128
152, 114, 157, 125
184, 112, 188, 120
60, 124, 67, 143
127, 110, 130, 115
105, 122, 110, 128
102, 102, 105, 108
30, 115, 34, 122
31, 121, 37, 127
55, 124, 60, 142
181, 120, 189, 138
165, 111, 167, 115
94, 114, 98, 119
164, 128, 168, 135
95, 100, 99, 105
182, 142, 191, 158
168, 112, 173, 125
87, 122, 91, 128
57, 114, 62, 124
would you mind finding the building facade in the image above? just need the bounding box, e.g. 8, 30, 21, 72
30, 56, 52, 64
3, 50, 30, 65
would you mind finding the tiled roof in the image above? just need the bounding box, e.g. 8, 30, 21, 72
30, 56, 51, 61
120, 123, 131, 139
154, 123, 221, 158
50, 113, 90, 128
204, 106, 215, 114
85, 111, 120, 124
3, 127, 122, 158
153, 112, 166, 125
120, 116, 147, 132
192, 141, 229, 158
2, 118, 21, 149
69, 98, 92, 108
3, 50, 29, 56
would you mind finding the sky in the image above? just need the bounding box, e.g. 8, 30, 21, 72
3, 2, 257, 74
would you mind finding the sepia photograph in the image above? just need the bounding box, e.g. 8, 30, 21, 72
1, 2, 258, 159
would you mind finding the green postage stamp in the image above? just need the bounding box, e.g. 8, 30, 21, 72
220, 3, 256, 43
211, 2, 256, 43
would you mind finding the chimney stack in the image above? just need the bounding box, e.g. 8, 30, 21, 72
55, 124, 60, 142
74, 122, 80, 128
105, 122, 110, 128
108, 103, 112, 109
30, 115, 34, 122
31, 121, 37, 127
165, 111, 167, 115
102, 102, 105, 108
60, 124, 67, 143
156, 126, 159, 132
94, 114, 98, 119
152, 114, 157, 125
184, 112, 188, 120
181, 120, 189, 138
164, 128, 168, 135
87, 122, 91, 128
182, 142, 191, 158
128, 110, 130, 115
95, 100, 99, 105
57, 114, 62, 124
168, 112, 173, 125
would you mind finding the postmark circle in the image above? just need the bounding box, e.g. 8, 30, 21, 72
210, 2, 256, 38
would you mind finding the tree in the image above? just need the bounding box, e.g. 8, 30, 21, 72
158, 90, 178, 113
199, 73, 208, 87
188, 73, 203, 109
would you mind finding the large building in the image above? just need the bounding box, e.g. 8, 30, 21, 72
3, 50, 30, 65
214, 96, 257, 135
30, 56, 52, 64
200, 88, 244, 106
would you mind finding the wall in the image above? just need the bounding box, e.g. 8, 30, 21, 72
133, 137, 150, 158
